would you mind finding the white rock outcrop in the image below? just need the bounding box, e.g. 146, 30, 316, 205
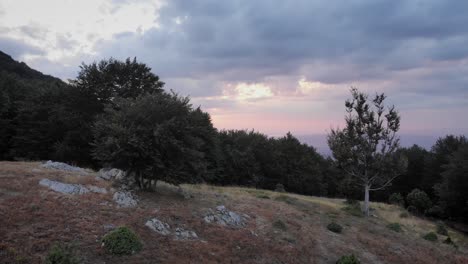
112, 191, 138, 207
203, 205, 248, 228
41, 161, 87, 173
98, 168, 125, 181
145, 218, 171, 235
39, 179, 107, 195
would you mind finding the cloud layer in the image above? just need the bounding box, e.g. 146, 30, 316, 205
1, 0, 467, 136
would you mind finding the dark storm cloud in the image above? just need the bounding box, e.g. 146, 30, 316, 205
96, 0, 468, 90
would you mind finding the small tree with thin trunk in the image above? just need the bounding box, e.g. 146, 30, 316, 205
328, 88, 406, 216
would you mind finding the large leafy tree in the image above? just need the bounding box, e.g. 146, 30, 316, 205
92, 92, 217, 190
55, 57, 165, 166
328, 88, 406, 216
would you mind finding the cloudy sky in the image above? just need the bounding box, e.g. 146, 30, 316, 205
1, 0, 467, 148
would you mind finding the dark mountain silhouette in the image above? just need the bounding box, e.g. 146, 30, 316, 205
0, 50, 62, 83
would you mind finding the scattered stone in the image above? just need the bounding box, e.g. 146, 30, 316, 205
39, 178, 107, 195
98, 168, 125, 181
174, 228, 198, 240
40, 160, 87, 173
203, 205, 248, 227
103, 224, 116, 231
113, 191, 138, 207
145, 218, 171, 235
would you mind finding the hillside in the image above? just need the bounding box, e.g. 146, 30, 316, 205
0, 51, 63, 83
0, 161, 467, 264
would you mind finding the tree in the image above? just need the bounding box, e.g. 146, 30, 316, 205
327, 88, 406, 216
435, 143, 468, 221
422, 135, 467, 198
92, 92, 217, 190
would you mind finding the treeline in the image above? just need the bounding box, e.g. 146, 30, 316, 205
0, 53, 467, 222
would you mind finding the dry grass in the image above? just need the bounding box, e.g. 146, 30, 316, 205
1, 161, 468, 264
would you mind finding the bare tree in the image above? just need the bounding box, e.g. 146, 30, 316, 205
328, 88, 406, 216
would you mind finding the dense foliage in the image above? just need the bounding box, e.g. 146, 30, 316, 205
1, 51, 467, 223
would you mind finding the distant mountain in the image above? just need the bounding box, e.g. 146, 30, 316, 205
0, 50, 62, 82
297, 134, 439, 156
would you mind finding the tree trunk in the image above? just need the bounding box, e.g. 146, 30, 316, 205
364, 184, 370, 216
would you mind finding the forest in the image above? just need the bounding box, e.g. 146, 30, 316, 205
1, 50, 467, 223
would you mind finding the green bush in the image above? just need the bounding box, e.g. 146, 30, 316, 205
344, 198, 359, 206
387, 223, 402, 232
388, 193, 404, 206
45, 244, 79, 264
427, 205, 444, 217
102, 226, 142, 255
422, 232, 438, 242
444, 236, 457, 247
272, 220, 287, 231
327, 222, 343, 233
436, 222, 448, 236
406, 189, 432, 214
336, 254, 360, 264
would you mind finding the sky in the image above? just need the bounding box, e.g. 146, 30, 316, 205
1, 0, 467, 150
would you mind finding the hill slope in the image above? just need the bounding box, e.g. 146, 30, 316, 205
0, 51, 63, 82
0, 162, 467, 263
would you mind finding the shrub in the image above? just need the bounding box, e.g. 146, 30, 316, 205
45, 244, 79, 264
387, 223, 402, 232
272, 220, 287, 231
422, 232, 438, 242
436, 222, 448, 236
406, 189, 432, 214
444, 237, 457, 247
102, 226, 142, 255
275, 183, 286, 192
426, 205, 444, 217
336, 254, 360, 264
399, 212, 409, 218
327, 222, 343, 233
388, 193, 404, 206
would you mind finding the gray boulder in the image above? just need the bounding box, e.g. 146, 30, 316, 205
41, 160, 87, 173
174, 228, 198, 240
98, 168, 125, 181
203, 205, 248, 227
39, 179, 107, 195
113, 191, 138, 207
145, 218, 171, 235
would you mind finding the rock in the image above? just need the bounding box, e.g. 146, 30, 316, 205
203, 205, 248, 227
40, 160, 87, 173
145, 218, 171, 235
39, 179, 89, 195
98, 168, 125, 181
113, 191, 138, 207
88, 185, 108, 194
103, 224, 116, 231
174, 228, 198, 240
39, 179, 107, 195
